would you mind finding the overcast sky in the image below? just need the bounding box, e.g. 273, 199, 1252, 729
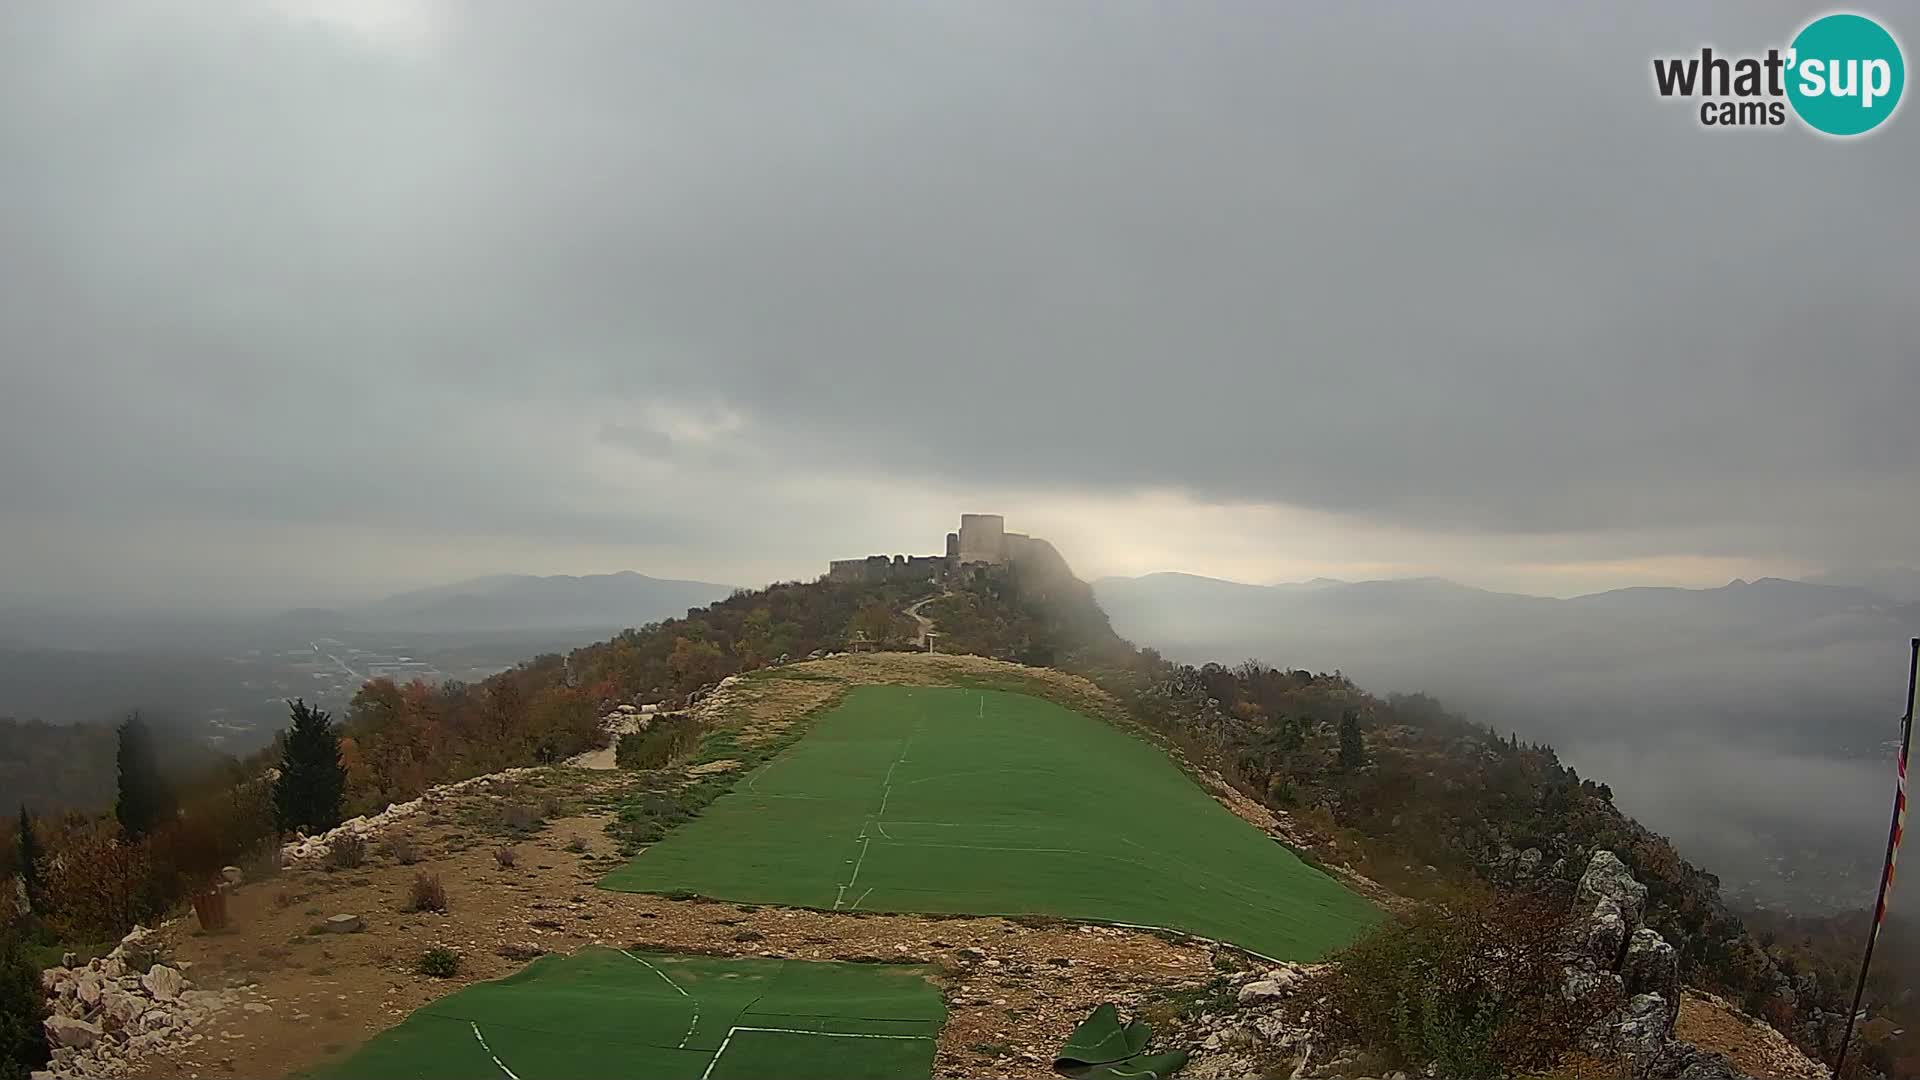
2, 1, 1915, 610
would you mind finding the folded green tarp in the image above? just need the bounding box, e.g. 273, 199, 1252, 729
1053, 1003, 1190, 1080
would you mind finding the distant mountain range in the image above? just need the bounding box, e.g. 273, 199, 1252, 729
1093, 572, 1916, 731
298, 571, 740, 634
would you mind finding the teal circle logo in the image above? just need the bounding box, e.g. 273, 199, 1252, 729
1787, 13, 1905, 135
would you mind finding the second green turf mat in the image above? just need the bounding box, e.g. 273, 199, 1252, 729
601, 685, 1377, 960
307, 948, 944, 1080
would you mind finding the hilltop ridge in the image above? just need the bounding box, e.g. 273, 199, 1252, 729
8, 517, 1873, 1079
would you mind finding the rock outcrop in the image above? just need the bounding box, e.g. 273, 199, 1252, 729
36, 924, 245, 1080
1569, 850, 1757, 1080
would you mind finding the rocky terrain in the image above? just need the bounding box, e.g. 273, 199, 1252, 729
35, 924, 258, 1080
1163, 850, 1830, 1080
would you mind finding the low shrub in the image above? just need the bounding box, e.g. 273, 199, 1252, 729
614, 716, 702, 771
405, 872, 448, 913
325, 835, 366, 871
417, 946, 460, 978
1318, 892, 1612, 1079
493, 848, 517, 869
381, 836, 420, 866
564, 837, 588, 854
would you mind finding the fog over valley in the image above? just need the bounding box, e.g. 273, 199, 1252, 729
1096, 571, 1918, 911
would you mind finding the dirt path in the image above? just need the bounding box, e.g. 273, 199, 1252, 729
905, 592, 943, 648
564, 713, 642, 770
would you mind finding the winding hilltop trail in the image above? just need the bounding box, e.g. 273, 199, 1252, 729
905, 592, 944, 648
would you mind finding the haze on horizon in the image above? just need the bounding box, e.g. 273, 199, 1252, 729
3, 1, 1917, 614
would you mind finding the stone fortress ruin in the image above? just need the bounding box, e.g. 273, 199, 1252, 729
825, 513, 1054, 584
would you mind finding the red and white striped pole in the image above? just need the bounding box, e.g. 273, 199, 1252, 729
1836, 637, 1920, 1078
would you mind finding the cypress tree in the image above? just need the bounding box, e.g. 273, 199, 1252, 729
274, 699, 346, 835
13, 807, 39, 916
1337, 709, 1368, 770
114, 712, 174, 840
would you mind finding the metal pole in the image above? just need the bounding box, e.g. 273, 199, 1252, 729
1835, 637, 1920, 1077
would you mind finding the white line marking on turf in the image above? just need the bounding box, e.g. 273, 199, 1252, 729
850, 886, 874, 910
839, 718, 919, 908
700, 1025, 933, 1080
621, 950, 700, 1049
834, 822, 872, 910
732, 1025, 930, 1039
846, 836, 873, 890
469, 1022, 522, 1080
875, 726, 915, 821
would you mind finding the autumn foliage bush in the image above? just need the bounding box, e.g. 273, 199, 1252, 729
39, 825, 165, 944
1319, 892, 1614, 1079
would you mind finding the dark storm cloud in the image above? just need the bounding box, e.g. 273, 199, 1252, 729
2, 1, 1916, 601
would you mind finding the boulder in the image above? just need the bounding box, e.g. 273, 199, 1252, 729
1576, 850, 1648, 926
1623, 928, 1680, 1015
1613, 993, 1672, 1058
100, 990, 147, 1030
40, 966, 70, 993
75, 972, 104, 1007
141, 964, 185, 1001
326, 913, 365, 934
1586, 896, 1628, 967
1563, 965, 1623, 1004
45, 1016, 103, 1049
221, 865, 244, 885
1516, 847, 1544, 877
1237, 979, 1288, 1003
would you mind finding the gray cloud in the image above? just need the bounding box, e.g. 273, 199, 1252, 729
2, 1, 1916, 606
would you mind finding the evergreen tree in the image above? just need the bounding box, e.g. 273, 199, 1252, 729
0, 928, 49, 1080
274, 699, 346, 835
13, 807, 39, 916
1337, 709, 1368, 770
114, 712, 174, 840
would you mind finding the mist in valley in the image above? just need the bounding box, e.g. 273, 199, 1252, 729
1096, 572, 1917, 913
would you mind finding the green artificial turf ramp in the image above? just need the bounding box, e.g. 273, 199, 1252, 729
601, 685, 1376, 960
308, 948, 944, 1080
